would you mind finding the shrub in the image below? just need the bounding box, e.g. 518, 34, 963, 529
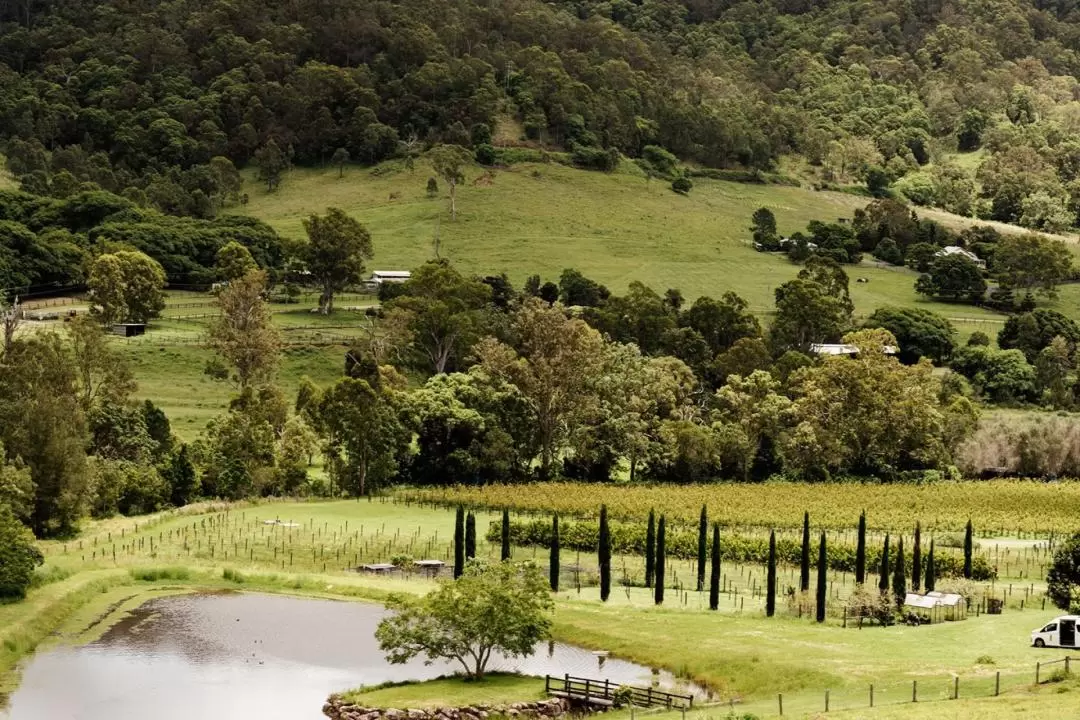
0, 505, 43, 599
475, 144, 496, 166
671, 176, 693, 194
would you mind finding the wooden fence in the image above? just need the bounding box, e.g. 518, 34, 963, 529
544, 674, 693, 709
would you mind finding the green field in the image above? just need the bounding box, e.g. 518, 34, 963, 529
341, 674, 546, 708
2, 498, 1070, 719
238, 162, 1015, 330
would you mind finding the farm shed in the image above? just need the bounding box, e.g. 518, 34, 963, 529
111, 323, 146, 337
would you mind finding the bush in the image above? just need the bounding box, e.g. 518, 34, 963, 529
0, 505, 43, 599
571, 145, 619, 171
475, 144, 496, 166
671, 176, 693, 194
129, 566, 192, 582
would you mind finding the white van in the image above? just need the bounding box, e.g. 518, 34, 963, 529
1031, 616, 1080, 648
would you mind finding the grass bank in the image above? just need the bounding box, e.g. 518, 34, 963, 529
340, 674, 546, 708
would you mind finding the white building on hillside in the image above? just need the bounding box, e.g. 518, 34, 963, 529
935, 246, 985, 268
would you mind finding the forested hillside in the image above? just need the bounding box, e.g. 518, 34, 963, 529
4, 0, 1080, 230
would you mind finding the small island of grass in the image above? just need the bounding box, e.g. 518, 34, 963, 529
340, 673, 548, 709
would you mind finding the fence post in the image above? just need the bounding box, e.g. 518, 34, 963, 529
912, 680, 917, 703
778, 693, 783, 716
1067, 657, 1072, 675
995, 671, 1000, 696
953, 676, 959, 700
870, 684, 874, 707
1036, 662, 1041, 684
825, 689, 830, 712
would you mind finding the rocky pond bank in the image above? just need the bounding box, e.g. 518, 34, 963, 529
323, 697, 573, 720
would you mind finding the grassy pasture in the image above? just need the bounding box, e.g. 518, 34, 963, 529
2, 498, 1074, 719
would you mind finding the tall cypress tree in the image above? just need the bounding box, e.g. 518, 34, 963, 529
453, 506, 465, 579
878, 534, 890, 593
465, 512, 476, 560
912, 522, 922, 592
654, 515, 666, 605
549, 513, 560, 592
892, 537, 906, 609
599, 504, 611, 602
815, 531, 827, 623
709, 522, 720, 611
500, 508, 511, 561
925, 539, 936, 592
697, 505, 708, 592
855, 511, 867, 584
645, 509, 656, 589
963, 519, 973, 579
800, 511, 811, 593
766, 530, 777, 617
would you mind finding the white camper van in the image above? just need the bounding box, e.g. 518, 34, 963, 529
1031, 616, 1080, 648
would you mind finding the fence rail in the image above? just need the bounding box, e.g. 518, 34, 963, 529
544, 674, 693, 709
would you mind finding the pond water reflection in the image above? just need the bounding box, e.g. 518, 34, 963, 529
3, 593, 692, 720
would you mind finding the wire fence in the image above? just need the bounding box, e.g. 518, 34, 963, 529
730, 659, 1069, 717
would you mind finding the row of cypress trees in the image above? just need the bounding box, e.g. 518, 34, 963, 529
456, 506, 968, 622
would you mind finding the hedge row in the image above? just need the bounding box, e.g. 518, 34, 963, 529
486, 519, 996, 581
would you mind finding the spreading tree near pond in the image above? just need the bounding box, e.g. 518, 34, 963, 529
376, 561, 553, 680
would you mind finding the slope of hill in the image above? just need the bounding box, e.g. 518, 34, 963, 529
240, 160, 1064, 335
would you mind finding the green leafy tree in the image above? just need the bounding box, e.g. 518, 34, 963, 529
816, 531, 827, 622
376, 561, 553, 679
750, 207, 779, 249
598, 504, 611, 601
67, 314, 136, 410
332, 147, 351, 178
317, 377, 407, 496
389, 261, 492, 374
254, 139, 289, 191
0, 441, 34, 523
429, 145, 472, 221
302, 208, 374, 314
165, 444, 198, 507
0, 504, 43, 599
770, 278, 850, 352
680, 292, 761, 355
0, 335, 90, 537
709, 523, 721, 611
549, 514, 560, 591
215, 242, 258, 281
207, 270, 281, 389
998, 309, 1080, 363
1036, 337, 1074, 408
994, 233, 1074, 298
766, 529, 777, 617
88, 251, 166, 324
915, 255, 986, 303
863, 306, 956, 364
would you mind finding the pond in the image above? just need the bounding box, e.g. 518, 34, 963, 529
2, 593, 692, 720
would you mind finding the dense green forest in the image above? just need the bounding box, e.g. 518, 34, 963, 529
5, 0, 1080, 228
